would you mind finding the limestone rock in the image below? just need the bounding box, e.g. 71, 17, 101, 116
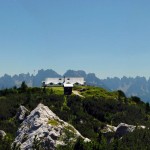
138, 125, 146, 129
0, 130, 6, 139
115, 123, 136, 138
12, 103, 90, 150
102, 124, 117, 133
16, 105, 29, 122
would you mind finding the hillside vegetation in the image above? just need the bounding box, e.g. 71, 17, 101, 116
0, 83, 150, 149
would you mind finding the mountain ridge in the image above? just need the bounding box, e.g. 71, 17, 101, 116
0, 69, 150, 101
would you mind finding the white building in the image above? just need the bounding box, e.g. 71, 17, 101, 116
42, 77, 85, 87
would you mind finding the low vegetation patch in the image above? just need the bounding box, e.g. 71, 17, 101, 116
48, 119, 59, 126
65, 125, 76, 134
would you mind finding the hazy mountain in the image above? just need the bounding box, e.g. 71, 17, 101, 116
13, 73, 33, 87
33, 69, 61, 87
102, 76, 150, 102
64, 70, 108, 89
64, 70, 87, 78
0, 69, 150, 101
0, 74, 15, 89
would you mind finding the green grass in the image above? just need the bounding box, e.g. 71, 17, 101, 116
61, 96, 70, 111
45, 85, 118, 101
73, 86, 118, 100
46, 87, 64, 95
65, 125, 76, 134
0, 96, 6, 101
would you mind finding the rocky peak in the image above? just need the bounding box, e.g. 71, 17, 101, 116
64, 70, 87, 78
12, 103, 89, 150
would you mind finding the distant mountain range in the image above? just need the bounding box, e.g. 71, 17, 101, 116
0, 69, 150, 102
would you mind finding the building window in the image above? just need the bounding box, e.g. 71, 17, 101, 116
75, 82, 79, 85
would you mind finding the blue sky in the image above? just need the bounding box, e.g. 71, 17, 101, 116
0, 0, 150, 78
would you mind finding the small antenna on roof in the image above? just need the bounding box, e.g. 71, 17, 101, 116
63, 76, 65, 83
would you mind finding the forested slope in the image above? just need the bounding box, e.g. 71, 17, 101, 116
0, 83, 150, 149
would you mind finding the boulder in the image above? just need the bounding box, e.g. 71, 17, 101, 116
16, 105, 29, 121
115, 123, 136, 138
101, 123, 146, 143
0, 130, 6, 139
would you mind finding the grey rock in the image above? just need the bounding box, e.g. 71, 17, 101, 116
0, 130, 6, 139
12, 103, 90, 150
101, 123, 146, 143
115, 123, 136, 138
101, 125, 117, 144
16, 105, 29, 122
101, 124, 117, 133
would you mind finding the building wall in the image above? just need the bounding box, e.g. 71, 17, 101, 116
42, 77, 85, 86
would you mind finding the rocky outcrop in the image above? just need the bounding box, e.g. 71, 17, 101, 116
101, 124, 117, 133
0, 130, 6, 139
12, 103, 90, 150
102, 123, 146, 143
16, 105, 30, 122
115, 123, 136, 138
101, 125, 117, 144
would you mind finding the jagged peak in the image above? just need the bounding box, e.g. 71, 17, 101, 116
12, 103, 90, 150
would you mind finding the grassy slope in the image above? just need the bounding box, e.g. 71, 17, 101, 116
73, 85, 118, 99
